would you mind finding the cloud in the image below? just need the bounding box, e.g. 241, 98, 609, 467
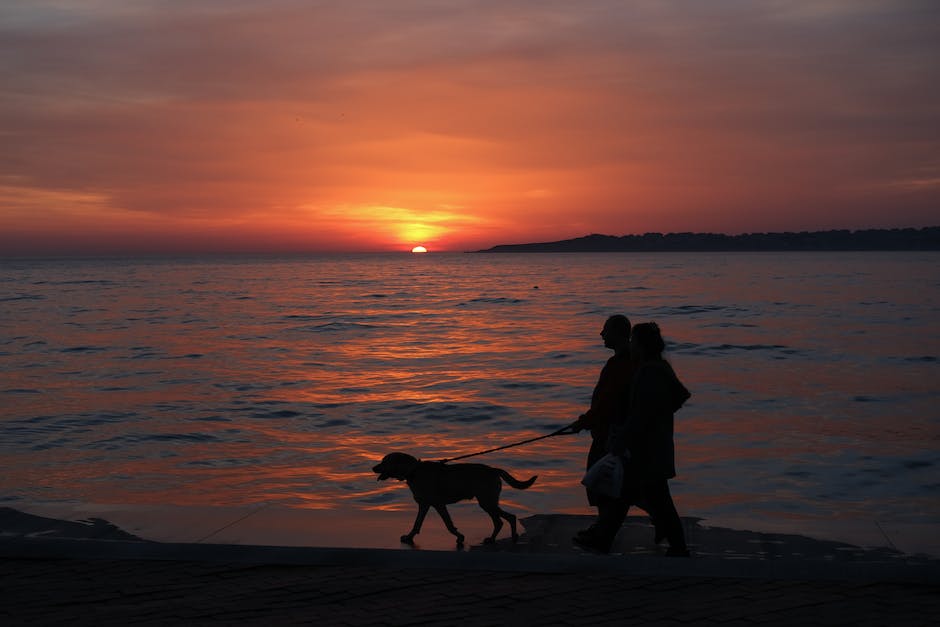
1, 0, 938, 252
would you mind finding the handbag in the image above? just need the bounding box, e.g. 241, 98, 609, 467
581, 452, 624, 499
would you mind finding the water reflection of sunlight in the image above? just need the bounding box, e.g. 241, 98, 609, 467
7, 253, 937, 530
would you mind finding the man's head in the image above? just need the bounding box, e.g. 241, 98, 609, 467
600, 314, 631, 349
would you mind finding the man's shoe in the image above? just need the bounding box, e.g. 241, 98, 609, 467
573, 534, 612, 554
575, 524, 599, 540
665, 547, 690, 557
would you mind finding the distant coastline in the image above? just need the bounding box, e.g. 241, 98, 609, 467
475, 226, 940, 253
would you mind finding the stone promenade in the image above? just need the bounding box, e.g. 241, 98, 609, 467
2, 539, 939, 626
1, 507, 938, 625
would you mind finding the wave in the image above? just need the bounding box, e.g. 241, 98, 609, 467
85, 431, 225, 450
301, 321, 379, 332
652, 304, 752, 316
603, 286, 652, 293
32, 279, 116, 286
670, 342, 801, 356
498, 381, 559, 390
458, 297, 527, 306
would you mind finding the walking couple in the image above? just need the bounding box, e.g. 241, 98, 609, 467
569, 314, 691, 556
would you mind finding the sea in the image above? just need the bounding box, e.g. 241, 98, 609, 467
1, 251, 938, 538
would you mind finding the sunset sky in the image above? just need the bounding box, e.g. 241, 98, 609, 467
2, 0, 938, 254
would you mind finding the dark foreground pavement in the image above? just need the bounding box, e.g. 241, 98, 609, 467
1, 508, 938, 626
2, 540, 938, 626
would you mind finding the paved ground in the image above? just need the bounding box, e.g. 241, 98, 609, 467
3, 551, 938, 626
2, 507, 938, 625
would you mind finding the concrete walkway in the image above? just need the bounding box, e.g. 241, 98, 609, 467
1, 506, 938, 625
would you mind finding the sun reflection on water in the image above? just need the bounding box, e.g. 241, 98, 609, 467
1, 252, 938, 529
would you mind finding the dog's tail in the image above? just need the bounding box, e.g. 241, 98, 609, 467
498, 470, 537, 490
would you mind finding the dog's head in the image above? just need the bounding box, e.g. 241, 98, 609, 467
372, 452, 420, 481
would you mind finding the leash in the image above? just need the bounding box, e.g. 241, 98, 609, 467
438, 425, 578, 464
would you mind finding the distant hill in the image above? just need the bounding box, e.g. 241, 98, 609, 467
475, 227, 940, 253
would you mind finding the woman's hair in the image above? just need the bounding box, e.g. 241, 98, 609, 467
631, 322, 665, 359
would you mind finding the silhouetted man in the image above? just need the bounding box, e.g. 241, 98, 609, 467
569, 314, 633, 540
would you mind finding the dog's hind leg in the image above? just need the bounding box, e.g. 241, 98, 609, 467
477, 498, 509, 544
503, 510, 519, 542
480, 501, 523, 543
432, 505, 465, 546
402, 503, 430, 545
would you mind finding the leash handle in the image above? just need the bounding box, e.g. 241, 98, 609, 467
438, 425, 578, 464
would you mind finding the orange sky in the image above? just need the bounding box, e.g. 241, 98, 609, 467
1, 1, 938, 254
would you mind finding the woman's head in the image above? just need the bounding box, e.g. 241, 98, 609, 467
630, 322, 665, 361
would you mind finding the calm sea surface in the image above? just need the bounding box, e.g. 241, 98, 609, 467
1, 252, 938, 530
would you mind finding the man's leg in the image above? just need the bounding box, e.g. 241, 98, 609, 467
576, 497, 627, 553
643, 479, 688, 556
577, 438, 608, 537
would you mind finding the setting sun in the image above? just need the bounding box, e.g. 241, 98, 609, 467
0, 1, 936, 258
411, 246, 428, 253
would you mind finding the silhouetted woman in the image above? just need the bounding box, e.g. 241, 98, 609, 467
580, 321, 691, 556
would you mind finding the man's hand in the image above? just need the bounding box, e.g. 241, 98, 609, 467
567, 416, 586, 433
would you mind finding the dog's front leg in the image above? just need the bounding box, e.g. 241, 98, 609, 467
433, 505, 465, 546
402, 503, 430, 545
